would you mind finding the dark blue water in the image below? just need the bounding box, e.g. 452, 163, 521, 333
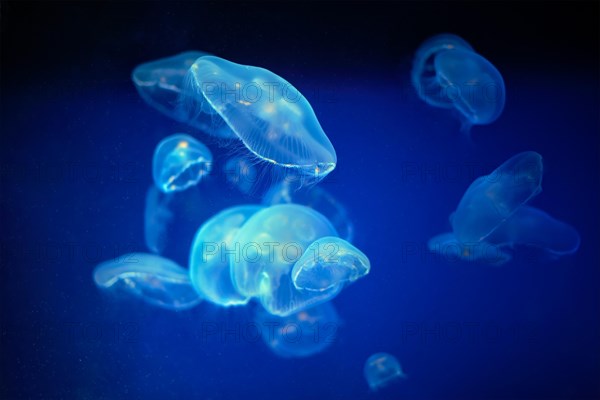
1, 3, 599, 399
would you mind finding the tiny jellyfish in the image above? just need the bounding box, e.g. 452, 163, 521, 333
263, 180, 354, 242
292, 236, 370, 292
223, 156, 258, 194
185, 55, 337, 183
189, 205, 264, 307
132, 51, 235, 138
152, 133, 213, 193
428, 232, 512, 266
451, 151, 543, 243
412, 33, 505, 133
93, 253, 202, 310
254, 302, 339, 358
144, 185, 174, 254
364, 352, 407, 391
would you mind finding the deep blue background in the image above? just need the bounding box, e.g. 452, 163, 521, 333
1, 2, 599, 399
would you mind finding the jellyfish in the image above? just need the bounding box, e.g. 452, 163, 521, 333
364, 352, 407, 391
412, 34, 505, 133
451, 151, 543, 243
93, 253, 202, 310
263, 181, 354, 242
132, 51, 235, 138
223, 156, 258, 194
292, 237, 370, 292
428, 232, 512, 266
254, 302, 339, 358
184, 55, 337, 183
230, 204, 369, 316
144, 186, 174, 254
189, 205, 264, 307
152, 133, 213, 193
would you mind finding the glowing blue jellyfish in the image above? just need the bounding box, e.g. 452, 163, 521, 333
428, 232, 512, 266
254, 302, 339, 358
144, 186, 174, 254
223, 156, 258, 194
152, 133, 213, 193
132, 51, 235, 138
451, 151, 543, 243
412, 33, 505, 133
263, 181, 354, 242
93, 253, 202, 310
364, 352, 407, 391
185, 55, 337, 183
292, 237, 370, 292
230, 204, 369, 316
189, 205, 263, 307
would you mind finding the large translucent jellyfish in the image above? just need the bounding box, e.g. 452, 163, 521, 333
93, 253, 202, 310
451, 151, 543, 243
254, 302, 339, 358
412, 33, 505, 133
230, 204, 369, 316
144, 186, 174, 254
132, 51, 235, 138
263, 181, 354, 242
364, 352, 407, 391
189, 205, 264, 307
185, 56, 337, 182
152, 133, 213, 193
292, 237, 370, 292
223, 156, 258, 194
428, 232, 512, 266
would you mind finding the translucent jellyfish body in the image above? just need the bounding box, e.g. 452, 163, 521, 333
223, 156, 258, 194
189, 205, 263, 306
185, 55, 337, 182
144, 186, 174, 254
132, 51, 235, 138
152, 134, 213, 193
451, 151, 543, 243
412, 33, 505, 132
364, 352, 407, 391
428, 232, 512, 266
255, 302, 339, 358
93, 253, 202, 310
263, 181, 354, 242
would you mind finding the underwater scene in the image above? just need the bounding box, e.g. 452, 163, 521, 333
1, 2, 599, 399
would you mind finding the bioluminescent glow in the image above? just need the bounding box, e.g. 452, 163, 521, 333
364, 352, 407, 391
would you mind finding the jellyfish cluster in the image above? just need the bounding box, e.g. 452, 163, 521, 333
93, 34, 580, 390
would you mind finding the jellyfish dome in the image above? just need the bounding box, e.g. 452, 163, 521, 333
364, 352, 407, 391
185, 55, 337, 182
152, 133, 213, 193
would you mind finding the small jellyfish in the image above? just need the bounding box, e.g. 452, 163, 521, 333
185, 55, 337, 183
292, 237, 370, 292
428, 232, 512, 266
144, 185, 174, 254
189, 205, 264, 307
152, 133, 213, 193
263, 180, 354, 242
223, 156, 258, 194
451, 151, 543, 243
93, 253, 202, 310
412, 33, 505, 133
364, 352, 407, 391
132, 51, 235, 138
254, 302, 339, 358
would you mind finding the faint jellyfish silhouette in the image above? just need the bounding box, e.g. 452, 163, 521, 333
428, 232, 512, 266
254, 302, 340, 358
364, 352, 407, 391
132, 51, 235, 138
451, 151, 543, 243
412, 33, 505, 134
152, 133, 213, 193
292, 236, 370, 292
93, 253, 202, 310
263, 181, 354, 242
144, 186, 174, 254
223, 156, 258, 194
189, 205, 264, 307
185, 55, 337, 184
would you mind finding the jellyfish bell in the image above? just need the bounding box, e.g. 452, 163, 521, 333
185, 55, 337, 185
364, 352, 407, 391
